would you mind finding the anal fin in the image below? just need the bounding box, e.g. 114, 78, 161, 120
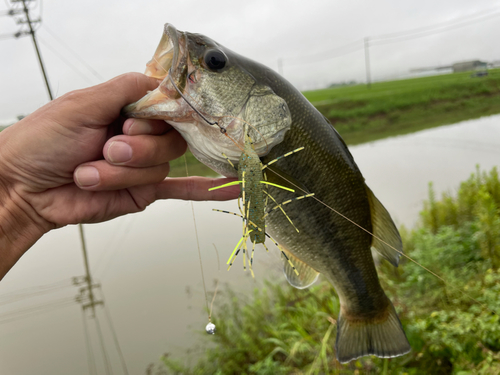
282, 251, 319, 289
365, 185, 403, 267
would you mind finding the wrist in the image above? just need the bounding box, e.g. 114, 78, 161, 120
0, 179, 50, 280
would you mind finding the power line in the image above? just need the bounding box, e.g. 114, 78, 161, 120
0, 283, 73, 306
0, 8, 19, 15
371, 7, 500, 41
0, 297, 75, 324
278, 6, 500, 81
0, 278, 71, 299
42, 25, 105, 82
0, 302, 75, 325
38, 36, 94, 84
95, 312, 113, 375
100, 287, 129, 375
283, 39, 363, 66
81, 309, 98, 375
371, 10, 500, 46
0, 296, 74, 318
96, 215, 137, 278
0, 33, 16, 39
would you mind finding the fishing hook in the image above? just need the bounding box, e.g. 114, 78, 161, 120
167, 69, 227, 134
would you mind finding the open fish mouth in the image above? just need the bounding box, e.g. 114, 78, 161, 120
123, 24, 192, 120
122, 23, 293, 176
143, 23, 179, 81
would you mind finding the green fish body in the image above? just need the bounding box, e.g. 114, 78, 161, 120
124, 23, 411, 363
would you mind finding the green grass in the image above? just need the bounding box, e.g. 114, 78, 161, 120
155, 167, 500, 374
171, 70, 500, 176
168, 151, 218, 178
304, 68, 500, 144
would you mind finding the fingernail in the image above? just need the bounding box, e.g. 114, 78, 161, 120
108, 141, 132, 163
128, 120, 152, 135
75, 166, 100, 187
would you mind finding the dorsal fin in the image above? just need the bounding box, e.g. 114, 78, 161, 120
282, 250, 320, 289
365, 185, 403, 267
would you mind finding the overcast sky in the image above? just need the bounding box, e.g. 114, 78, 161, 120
1, 0, 500, 123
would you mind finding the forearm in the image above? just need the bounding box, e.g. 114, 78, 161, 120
0, 184, 50, 280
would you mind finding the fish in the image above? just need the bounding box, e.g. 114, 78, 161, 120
123, 23, 411, 363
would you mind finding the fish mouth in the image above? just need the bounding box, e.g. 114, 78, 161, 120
143, 23, 179, 80
123, 24, 189, 119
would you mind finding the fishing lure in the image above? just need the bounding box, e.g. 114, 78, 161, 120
210, 131, 314, 278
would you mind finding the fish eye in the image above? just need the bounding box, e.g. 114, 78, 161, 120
204, 49, 227, 71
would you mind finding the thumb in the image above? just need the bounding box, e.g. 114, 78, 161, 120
55, 73, 161, 125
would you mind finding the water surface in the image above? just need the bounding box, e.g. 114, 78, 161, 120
0, 114, 499, 374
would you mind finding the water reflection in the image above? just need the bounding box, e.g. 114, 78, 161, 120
350, 115, 500, 228
0, 114, 499, 374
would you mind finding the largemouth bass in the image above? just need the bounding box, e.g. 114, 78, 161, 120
124, 24, 411, 363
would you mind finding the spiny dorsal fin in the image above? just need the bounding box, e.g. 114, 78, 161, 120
282, 251, 320, 289
365, 185, 403, 267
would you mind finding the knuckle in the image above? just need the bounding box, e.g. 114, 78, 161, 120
58, 89, 83, 105
184, 176, 197, 200
117, 72, 141, 87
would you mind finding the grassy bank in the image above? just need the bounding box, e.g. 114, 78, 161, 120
155, 167, 500, 374
169, 69, 500, 176
305, 68, 500, 145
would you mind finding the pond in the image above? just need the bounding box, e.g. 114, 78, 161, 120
0, 114, 499, 375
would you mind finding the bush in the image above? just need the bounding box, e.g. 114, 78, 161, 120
156, 167, 500, 374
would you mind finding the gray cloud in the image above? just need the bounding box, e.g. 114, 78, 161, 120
1, 0, 500, 121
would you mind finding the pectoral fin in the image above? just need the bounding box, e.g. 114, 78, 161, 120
365, 185, 403, 267
282, 251, 320, 289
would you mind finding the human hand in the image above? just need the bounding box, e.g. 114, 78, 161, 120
0, 73, 239, 278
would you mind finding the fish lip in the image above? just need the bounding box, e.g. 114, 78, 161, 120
143, 23, 179, 80
124, 23, 186, 118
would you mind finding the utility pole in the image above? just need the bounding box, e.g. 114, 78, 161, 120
6, 5, 120, 374
74, 225, 102, 318
11, 0, 53, 100
8, 1, 100, 315
364, 37, 372, 88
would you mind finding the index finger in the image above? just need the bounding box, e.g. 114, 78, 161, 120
156, 177, 240, 201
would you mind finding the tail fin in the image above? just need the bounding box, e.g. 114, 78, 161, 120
335, 302, 411, 363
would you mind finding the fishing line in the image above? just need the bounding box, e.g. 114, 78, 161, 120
167, 72, 227, 135
209, 244, 221, 321
265, 165, 498, 316
153, 57, 252, 153
153, 57, 495, 316
184, 155, 210, 321
81, 309, 98, 375
153, 56, 223, 131
152, 57, 227, 332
